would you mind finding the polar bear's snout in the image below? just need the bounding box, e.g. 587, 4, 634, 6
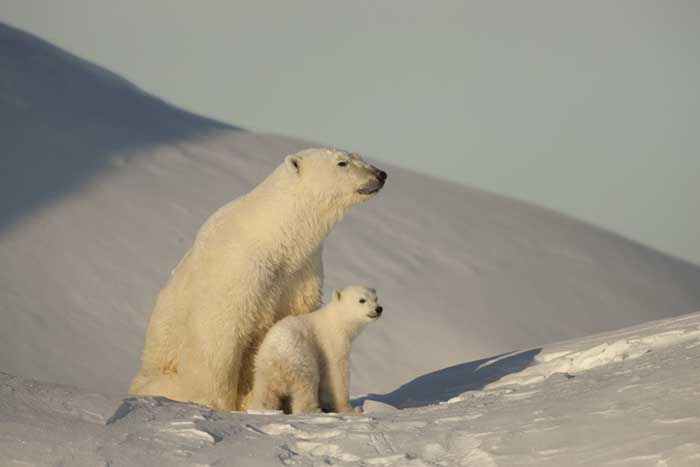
372, 166, 388, 186
357, 166, 388, 195
369, 305, 383, 319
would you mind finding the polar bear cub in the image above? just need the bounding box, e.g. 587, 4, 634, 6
249, 286, 383, 414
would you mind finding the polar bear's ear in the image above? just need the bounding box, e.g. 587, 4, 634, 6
333, 288, 342, 301
285, 155, 301, 174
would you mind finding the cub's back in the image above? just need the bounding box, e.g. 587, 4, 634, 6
255, 315, 320, 379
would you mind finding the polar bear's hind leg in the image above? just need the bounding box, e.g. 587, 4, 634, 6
250, 380, 282, 411
290, 381, 321, 414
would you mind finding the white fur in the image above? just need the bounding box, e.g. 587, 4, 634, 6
249, 286, 382, 414
129, 149, 385, 410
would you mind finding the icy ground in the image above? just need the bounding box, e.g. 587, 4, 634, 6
3, 311, 699, 467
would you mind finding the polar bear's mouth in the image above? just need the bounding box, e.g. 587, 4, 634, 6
357, 181, 384, 195
367, 306, 383, 319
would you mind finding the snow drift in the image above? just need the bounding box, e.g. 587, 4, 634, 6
1, 22, 700, 400
2, 311, 699, 466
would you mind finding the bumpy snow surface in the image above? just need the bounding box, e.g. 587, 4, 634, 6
2, 311, 699, 466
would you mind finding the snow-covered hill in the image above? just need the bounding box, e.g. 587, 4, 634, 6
2, 22, 700, 399
2, 311, 699, 466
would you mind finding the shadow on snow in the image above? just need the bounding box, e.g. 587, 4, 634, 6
354, 348, 541, 409
0, 22, 237, 233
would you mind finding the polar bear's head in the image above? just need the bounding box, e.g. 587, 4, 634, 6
284, 148, 387, 207
331, 286, 383, 326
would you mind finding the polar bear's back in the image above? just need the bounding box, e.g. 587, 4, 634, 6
254, 315, 320, 392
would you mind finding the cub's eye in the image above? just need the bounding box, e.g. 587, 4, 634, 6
359, 298, 366, 303
337, 161, 349, 167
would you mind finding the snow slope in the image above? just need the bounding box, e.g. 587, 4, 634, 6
2, 22, 700, 399
2, 311, 699, 466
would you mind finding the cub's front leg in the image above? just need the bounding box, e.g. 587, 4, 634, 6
324, 356, 354, 413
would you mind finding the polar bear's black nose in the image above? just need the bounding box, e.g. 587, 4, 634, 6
376, 170, 387, 182
375, 306, 383, 315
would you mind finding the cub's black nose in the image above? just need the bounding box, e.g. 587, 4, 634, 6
376, 170, 387, 182
375, 306, 383, 314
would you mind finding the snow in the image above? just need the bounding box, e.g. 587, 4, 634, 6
2, 311, 699, 466
2, 22, 700, 399
2, 21, 700, 466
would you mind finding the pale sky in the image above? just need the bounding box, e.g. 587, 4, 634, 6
2, 1, 699, 265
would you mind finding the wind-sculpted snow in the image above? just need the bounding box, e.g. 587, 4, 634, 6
2, 23, 700, 399
2, 312, 700, 466
483, 313, 700, 391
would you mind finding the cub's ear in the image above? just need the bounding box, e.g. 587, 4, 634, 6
333, 288, 342, 301
285, 155, 301, 174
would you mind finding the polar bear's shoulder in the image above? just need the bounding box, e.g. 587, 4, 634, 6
262, 315, 315, 349
272, 314, 313, 332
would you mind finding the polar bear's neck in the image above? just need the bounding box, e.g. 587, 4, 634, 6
237, 168, 350, 268
311, 306, 367, 346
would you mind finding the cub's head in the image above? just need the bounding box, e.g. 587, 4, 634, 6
331, 286, 383, 325
284, 148, 387, 207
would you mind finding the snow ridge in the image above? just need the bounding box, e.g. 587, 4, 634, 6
2, 311, 700, 466
484, 314, 700, 390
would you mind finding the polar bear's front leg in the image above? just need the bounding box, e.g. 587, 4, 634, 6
178, 280, 255, 411
325, 358, 353, 413
177, 335, 242, 411
285, 249, 323, 317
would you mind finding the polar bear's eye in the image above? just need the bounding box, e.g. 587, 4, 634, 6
337, 161, 349, 167
359, 298, 366, 303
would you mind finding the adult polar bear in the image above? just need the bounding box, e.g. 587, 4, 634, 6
129, 148, 387, 411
